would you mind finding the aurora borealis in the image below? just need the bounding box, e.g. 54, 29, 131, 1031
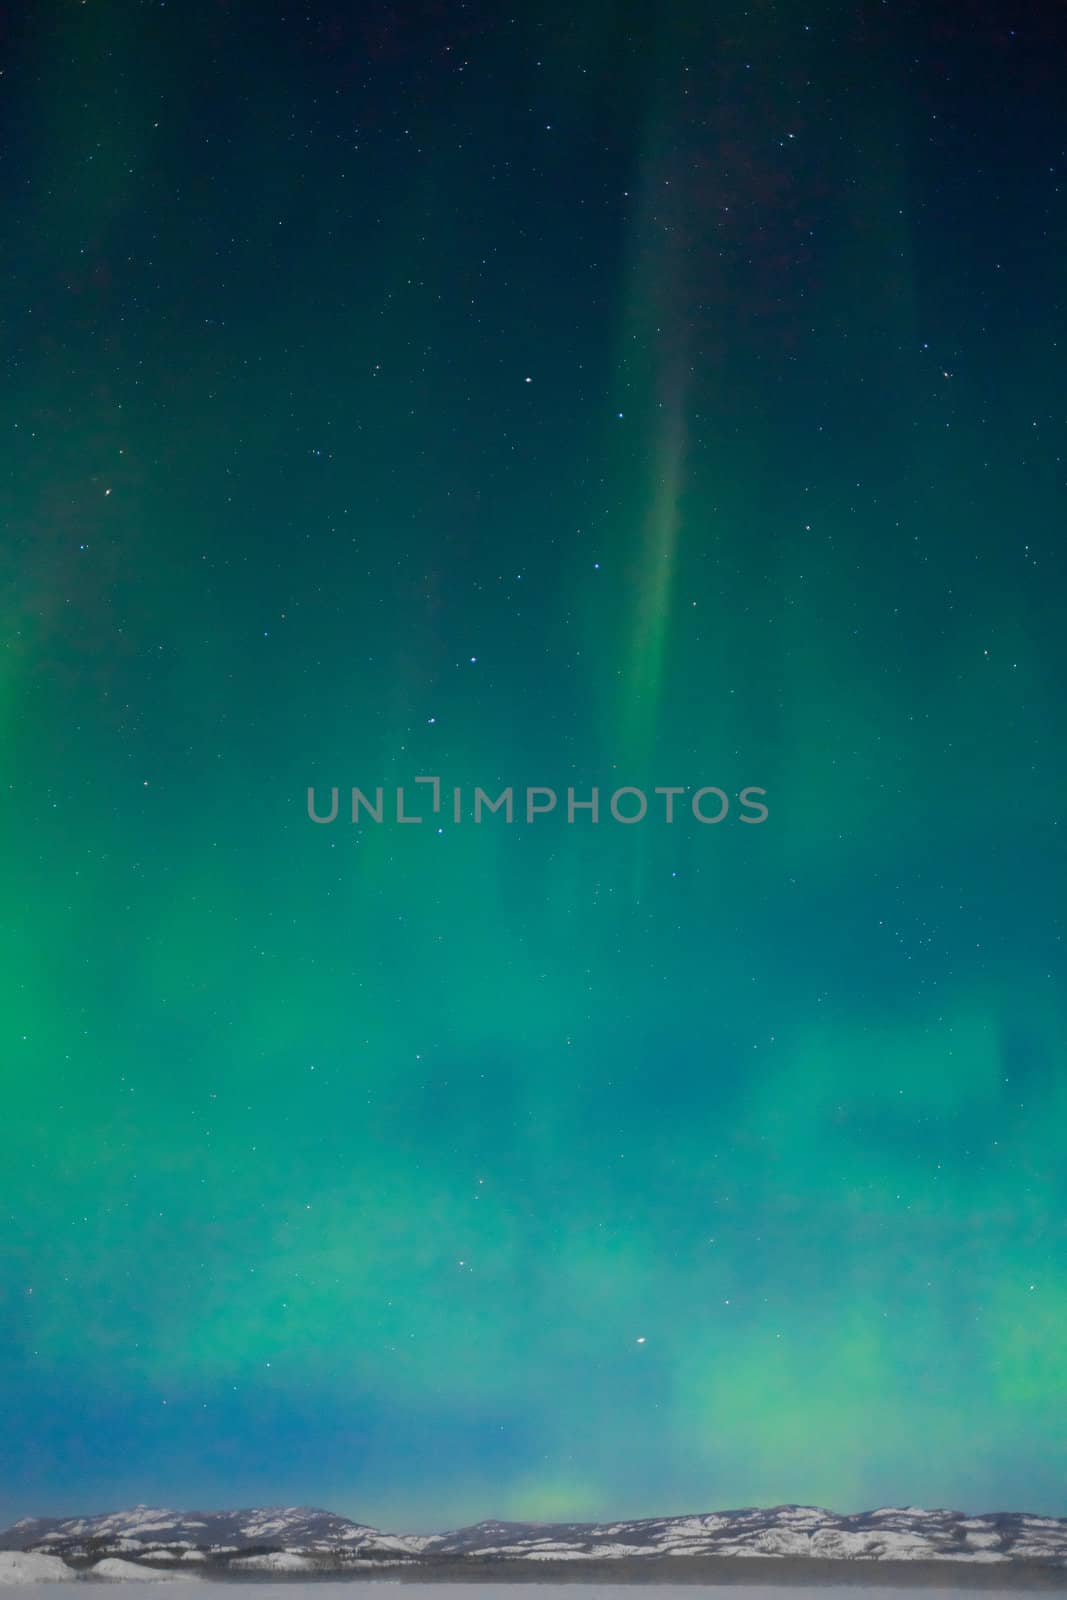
3, 0, 1066, 1535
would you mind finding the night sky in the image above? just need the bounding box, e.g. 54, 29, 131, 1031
3, 0, 1066, 1533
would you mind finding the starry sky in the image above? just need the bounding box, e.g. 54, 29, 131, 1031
3, 0, 1066, 1535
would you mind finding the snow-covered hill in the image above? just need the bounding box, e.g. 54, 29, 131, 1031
427, 1504, 1067, 1564
1, 1505, 399, 1556
2, 1502, 1066, 1577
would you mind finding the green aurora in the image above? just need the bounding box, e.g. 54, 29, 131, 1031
2, 0, 1065, 1533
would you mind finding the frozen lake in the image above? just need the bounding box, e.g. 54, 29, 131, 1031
5, 1588, 1060, 1600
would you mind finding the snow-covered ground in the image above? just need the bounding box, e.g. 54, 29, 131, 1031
0, 1555, 77, 1584
82, 1562, 186, 1582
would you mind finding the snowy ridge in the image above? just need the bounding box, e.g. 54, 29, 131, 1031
425, 1506, 1067, 1565
2, 1503, 1066, 1578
